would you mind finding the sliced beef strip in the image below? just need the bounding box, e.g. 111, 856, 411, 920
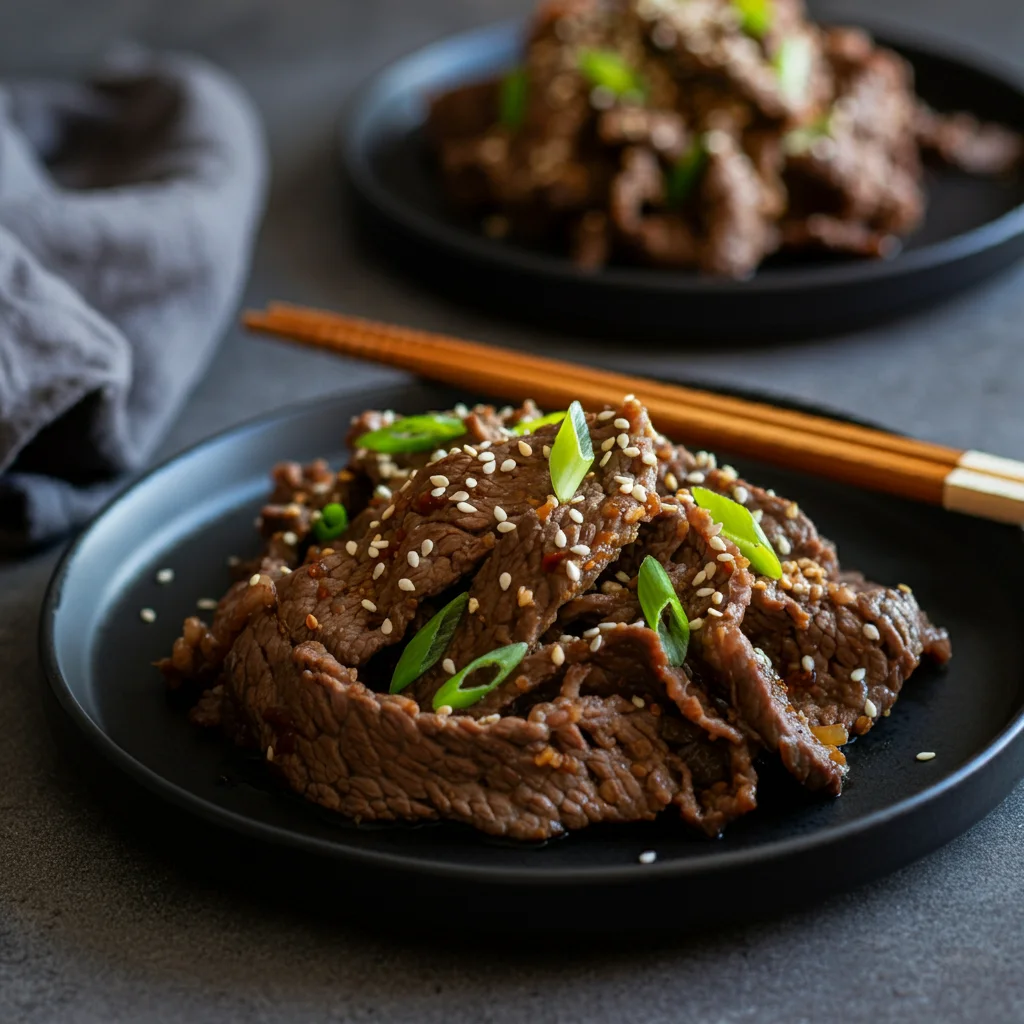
742, 563, 951, 735
409, 397, 661, 708
915, 104, 1024, 176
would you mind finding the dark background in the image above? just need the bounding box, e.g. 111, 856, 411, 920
3, 1, 1024, 1021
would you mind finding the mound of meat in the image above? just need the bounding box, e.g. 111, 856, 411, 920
427, 0, 1024, 277
161, 399, 951, 841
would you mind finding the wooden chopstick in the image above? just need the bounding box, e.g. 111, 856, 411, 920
244, 304, 1024, 525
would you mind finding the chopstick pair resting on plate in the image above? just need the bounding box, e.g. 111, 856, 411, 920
245, 303, 1024, 527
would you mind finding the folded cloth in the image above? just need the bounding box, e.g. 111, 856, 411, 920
0, 51, 266, 550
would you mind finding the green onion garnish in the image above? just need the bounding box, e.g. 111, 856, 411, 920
390, 592, 468, 694
692, 486, 783, 579
775, 36, 813, 105
499, 67, 529, 130
666, 136, 708, 208
637, 556, 690, 666
577, 49, 646, 98
355, 414, 467, 454
733, 0, 773, 38
510, 410, 567, 436
431, 642, 529, 710
313, 502, 348, 543
548, 400, 594, 503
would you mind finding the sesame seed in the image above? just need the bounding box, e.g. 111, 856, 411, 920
465, 477, 477, 488
249, 573, 261, 586
463, 445, 478, 456
687, 471, 706, 484
407, 551, 420, 568
732, 486, 749, 504
717, 553, 735, 562
430, 475, 449, 487
436, 704, 453, 716
664, 472, 679, 491
450, 490, 469, 502
599, 622, 618, 630
776, 535, 792, 556
566, 561, 581, 582
614, 418, 630, 430
197, 598, 218, 610
375, 485, 392, 500
570, 544, 591, 556
696, 587, 714, 597
517, 587, 534, 607
628, 484, 646, 502
801, 655, 814, 672
499, 572, 512, 591
916, 751, 936, 762
369, 521, 380, 530
623, 447, 641, 458
785, 502, 800, 519
373, 562, 385, 580
468, 597, 479, 613
752, 508, 764, 523
705, 562, 717, 577
584, 627, 600, 638
374, 539, 389, 549
156, 568, 175, 584
617, 432, 629, 449
623, 393, 635, 401
421, 539, 434, 556
518, 441, 534, 457
619, 482, 633, 495
280, 566, 292, 575
478, 452, 495, 463
638, 850, 657, 865
601, 437, 616, 452
442, 658, 456, 675
865, 698, 878, 717
483, 462, 496, 474
490, 506, 507, 523
266, 746, 274, 762
707, 607, 724, 617
543, 445, 551, 457
457, 502, 477, 513
321, 548, 335, 557
555, 529, 567, 548
711, 592, 724, 605
862, 623, 880, 640
431, 487, 446, 497
851, 667, 866, 682
551, 645, 566, 666
306, 613, 319, 630
139, 607, 156, 623
597, 410, 615, 421
398, 578, 415, 592
569, 508, 584, 524
692, 571, 707, 585
590, 635, 603, 651
479, 714, 501, 725
709, 536, 727, 552
381, 505, 395, 521
689, 617, 704, 629
642, 452, 658, 466
497, 522, 517, 533
478, 440, 492, 448
381, 618, 393, 635
361, 599, 377, 612
616, 571, 630, 584
500, 459, 517, 473
631, 695, 645, 708
898, 583, 913, 595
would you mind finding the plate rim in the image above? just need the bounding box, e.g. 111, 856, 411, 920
341, 14, 1024, 297
39, 384, 1024, 886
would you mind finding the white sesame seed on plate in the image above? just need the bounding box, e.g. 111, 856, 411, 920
491, 506, 507, 522
139, 608, 156, 623
623, 447, 641, 458
616, 571, 631, 584
381, 618, 393, 635
518, 587, 534, 607
483, 462, 496, 474
711, 592, 724, 606
752, 508, 764, 523
398, 578, 415, 592
704, 562, 717, 578
361, 599, 377, 612
373, 562, 386, 580
717, 552, 735, 563
421, 539, 434, 556
598, 410, 615, 421
692, 571, 707, 586
583, 627, 600, 638
570, 544, 591, 556
801, 655, 814, 672
369, 521, 380, 531
707, 607, 724, 618
375, 485, 392, 500
916, 751, 936, 762
601, 437, 616, 452
468, 597, 480, 613
641, 451, 658, 466
631, 485, 647, 502
590, 635, 603, 652
280, 567, 292, 575
689, 617, 704, 629
696, 587, 714, 598
407, 551, 420, 568
862, 623, 880, 641
282, 531, 298, 547
497, 521, 517, 533
599, 452, 612, 468
618, 482, 633, 495
776, 535, 792, 556
785, 502, 800, 519
569, 508, 584, 524
518, 441, 533, 457
631, 695, 645, 708
555, 529, 567, 548
457, 502, 477, 514
566, 561, 581, 582
197, 598, 218, 611
687, 471, 705, 484
450, 490, 469, 502
463, 445, 478, 456
430, 475, 449, 487
436, 704, 453, 716
543, 445, 551, 457
864, 698, 878, 717
478, 440, 492, 448
465, 477, 477, 488
249, 573, 261, 587
478, 451, 495, 463
381, 505, 395, 521
617, 432, 629, 449
499, 572, 512, 591
613, 417, 630, 430
431, 487, 446, 497
442, 658, 456, 675
500, 459, 517, 473
155, 568, 175, 584
709, 536, 727, 552
551, 645, 566, 666
638, 850, 657, 865
850, 667, 866, 682
732, 486, 749, 504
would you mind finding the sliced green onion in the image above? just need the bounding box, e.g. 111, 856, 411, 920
548, 400, 594, 503
638, 556, 690, 666
355, 414, 466, 454
733, 0, 773, 38
692, 486, 782, 579
313, 502, 348, 543
666, 136, 708, 207
431, 642, 529, 710
390, 593, 468, 694
510, 410, 567, 436
499, 67, 529, 129
775, 36, 813, 106
783, 114, 832, 156
577, 49, 646, 99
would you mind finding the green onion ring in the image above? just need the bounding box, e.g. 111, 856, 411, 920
692, 486, 782, 579
390, 592, 469, 694
548, 401, 594, 503
313, 502, 349, 543
355, 414, 467, 454
431, 642, 529, 710
638, 556, 690, 666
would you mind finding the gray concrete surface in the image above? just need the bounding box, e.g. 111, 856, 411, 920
3, 0, 1024, 1020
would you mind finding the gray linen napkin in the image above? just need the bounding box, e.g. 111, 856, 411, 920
0, 51, 266, 549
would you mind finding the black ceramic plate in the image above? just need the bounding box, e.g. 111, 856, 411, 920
342, 17, 1024, 339
40, 382, 1024, 933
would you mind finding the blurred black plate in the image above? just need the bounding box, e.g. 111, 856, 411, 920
342, 18, 1024, 339
40, 381, 1024, 933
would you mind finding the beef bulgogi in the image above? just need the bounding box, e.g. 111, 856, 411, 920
160, 398, 951, 841
427, 0, 1024, 277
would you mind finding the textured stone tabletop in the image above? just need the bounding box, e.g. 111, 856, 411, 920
3, 0, 1024, 1020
